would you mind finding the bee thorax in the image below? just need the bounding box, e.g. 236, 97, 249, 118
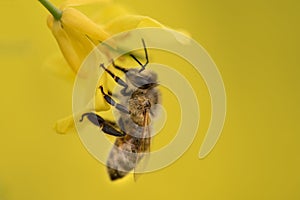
128, 88, 158, 126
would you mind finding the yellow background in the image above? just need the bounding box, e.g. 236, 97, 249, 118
0, 0, 299, 199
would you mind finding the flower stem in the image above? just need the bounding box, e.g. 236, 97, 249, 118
38, 0, 62, 20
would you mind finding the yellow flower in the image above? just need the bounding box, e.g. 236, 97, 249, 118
38, 0, 165, 134
44, 3, 110, 73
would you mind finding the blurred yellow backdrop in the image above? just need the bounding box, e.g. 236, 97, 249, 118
0, 0, 299, 199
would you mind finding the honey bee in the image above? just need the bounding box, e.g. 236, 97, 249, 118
80, 39, 160, 181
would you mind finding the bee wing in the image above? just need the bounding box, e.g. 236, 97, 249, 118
133, 111, 151, 181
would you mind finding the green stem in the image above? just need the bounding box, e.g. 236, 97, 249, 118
38, 0, 62, 20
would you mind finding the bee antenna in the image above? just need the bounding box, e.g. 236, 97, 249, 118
130, 38, 149, 73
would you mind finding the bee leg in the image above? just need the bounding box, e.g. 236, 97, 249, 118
100, 63, 128, 90
109, 61, 132, 96
106, 89, 116, 98
99, 85, 130, 114
80, 112, 126, 137
111, 60, 128, 73
130, 38, 149, 73
105, 120, 117, 126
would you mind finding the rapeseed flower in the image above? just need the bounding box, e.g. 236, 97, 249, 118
38, 0, 165, 134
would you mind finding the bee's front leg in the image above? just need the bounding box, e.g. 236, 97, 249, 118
99, 85, 130, 114
80, 112, 126, 137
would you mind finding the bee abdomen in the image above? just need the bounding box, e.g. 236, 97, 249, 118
107, 167, 127, 181
106, 136, 142, 181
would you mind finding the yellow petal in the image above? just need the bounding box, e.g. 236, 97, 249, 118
62, 24, 95, 72
104, 15, 164, 34
54, 115, 75, 134
61, 7, 111, 42
136, 16, 164, 28
48, 15, 81, 73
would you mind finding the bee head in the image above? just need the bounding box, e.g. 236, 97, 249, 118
125, 68, 157, 88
